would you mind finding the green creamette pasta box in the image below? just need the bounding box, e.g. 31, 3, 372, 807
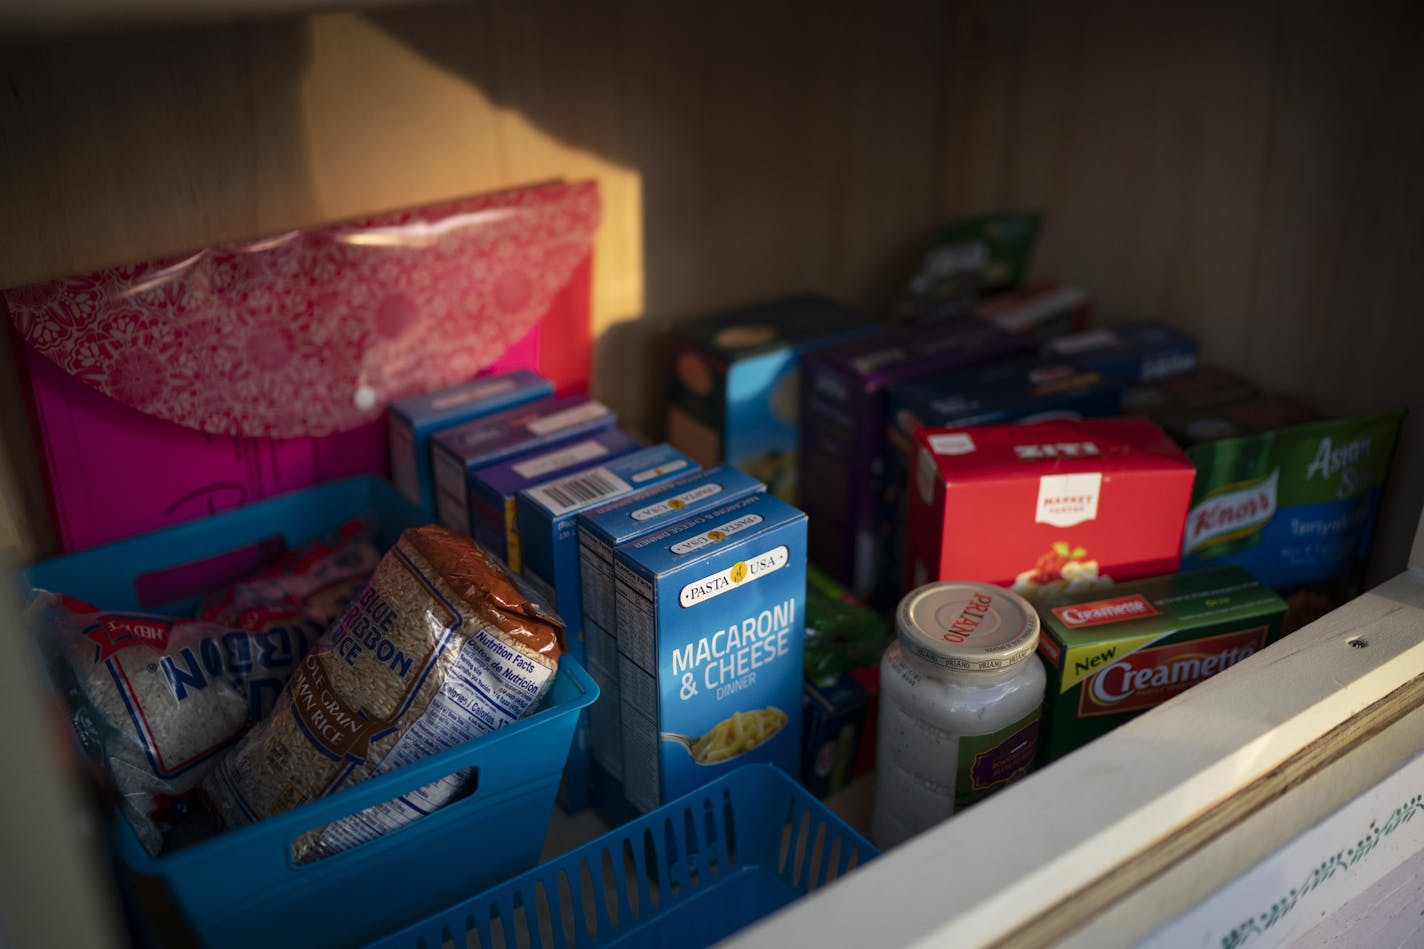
614, 491, 807, 811
387, 370, 554, 516
1034, 566, 1286, 763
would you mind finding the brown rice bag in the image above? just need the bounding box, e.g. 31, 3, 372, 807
202, 524, 566, 861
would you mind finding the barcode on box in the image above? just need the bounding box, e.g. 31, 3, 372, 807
528, 467, 633, 517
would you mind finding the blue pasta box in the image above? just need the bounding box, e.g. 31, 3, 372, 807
520, 444, 699, 662
431, 394, 616, 550
517, 443, 700, 811
387, 370, 554, 516
1043, 321, 1199, 385
665, 294, 875, 501
874, 355, 1123, 608
614, 491, 807, 811
466, 428, 641, 573
575, 464, 766, 812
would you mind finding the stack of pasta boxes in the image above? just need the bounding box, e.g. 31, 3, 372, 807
392, 372, 808, 815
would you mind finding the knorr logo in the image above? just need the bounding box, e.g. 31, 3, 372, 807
1182, 470, 1278, 556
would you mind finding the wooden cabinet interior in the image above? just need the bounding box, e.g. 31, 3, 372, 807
3, 3, 1420, 574
1, 3, 1422, 945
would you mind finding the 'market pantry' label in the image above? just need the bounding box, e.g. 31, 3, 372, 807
1034, 566, 1286, 763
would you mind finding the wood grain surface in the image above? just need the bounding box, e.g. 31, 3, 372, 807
1, 1, 1420, 572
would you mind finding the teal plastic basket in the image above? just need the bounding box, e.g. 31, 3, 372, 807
369, 765, 878, 949
25, 477, 598, 949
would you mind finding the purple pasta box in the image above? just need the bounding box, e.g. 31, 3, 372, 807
798, 313, 1029, 599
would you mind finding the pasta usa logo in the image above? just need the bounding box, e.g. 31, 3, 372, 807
679, 546, 789, 606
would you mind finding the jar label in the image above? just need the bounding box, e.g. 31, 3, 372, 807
955, 709, 1040, 810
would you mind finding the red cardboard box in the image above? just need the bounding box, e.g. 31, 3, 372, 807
903, 418, 1195, 599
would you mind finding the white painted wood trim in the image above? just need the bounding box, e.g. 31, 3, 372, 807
1142, 750, 1424, 948
726, 567, 1424, 949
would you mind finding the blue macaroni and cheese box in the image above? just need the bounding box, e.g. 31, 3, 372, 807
431, 394, 616, 547
613, 491, 807, 811
516, 443, 699, 811
519, 443, 699, 664
575, 465, 766, 792
466, 428, 641, 572
387, 370, 554, 515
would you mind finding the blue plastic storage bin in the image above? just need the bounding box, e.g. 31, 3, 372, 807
369, 765, 878, 949
24, 477, 599, 949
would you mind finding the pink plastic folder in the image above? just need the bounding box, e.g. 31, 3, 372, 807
6, 180, 599, 551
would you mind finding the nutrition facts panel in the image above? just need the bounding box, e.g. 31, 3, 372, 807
614, 567, 658, 672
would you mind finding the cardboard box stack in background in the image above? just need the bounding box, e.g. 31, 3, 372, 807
665, 294, 875, 501
1043, 321, 1198, 385
465, 427, 642, 572
798, 314, 1029, 600
431, 394, 615, 545
974, 282, 1090, 344
388, 370, 554, 516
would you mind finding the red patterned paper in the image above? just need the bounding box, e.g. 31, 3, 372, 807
5, 180, 600, 438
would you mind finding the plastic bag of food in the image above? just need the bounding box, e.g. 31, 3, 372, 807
198, 519, 380, 643
35, 592, 310, 855
202, 524, 566, 862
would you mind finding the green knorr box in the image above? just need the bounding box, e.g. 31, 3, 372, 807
1179, 411, 1404, 634
1034, 567, 1286, 763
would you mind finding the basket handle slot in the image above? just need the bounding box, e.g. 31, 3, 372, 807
133, 534, 288, 608
640, 825, 662, 910
599, 846, 622, 929
285, 765, 481, 866
620, 836, 643, 920
788, 806, 814, 889
803, 819, 830, 892
662, 816, 684, 898
577, 857, 605, 940
682, 806, 704, 889
554, 869, 583, 947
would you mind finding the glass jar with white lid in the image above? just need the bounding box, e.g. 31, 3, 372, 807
872, 580, 1046, 849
